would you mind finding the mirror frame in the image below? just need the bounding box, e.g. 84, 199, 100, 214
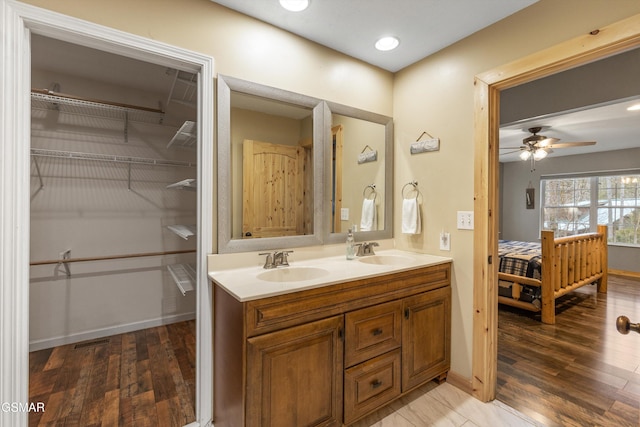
324, 101, 394, 244
217, 75, 328, 253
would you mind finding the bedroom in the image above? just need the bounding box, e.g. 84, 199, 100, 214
497, 46, 640, 314
496, 46, 640, 425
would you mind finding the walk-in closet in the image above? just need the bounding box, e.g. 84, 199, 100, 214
28, 34, 199, 425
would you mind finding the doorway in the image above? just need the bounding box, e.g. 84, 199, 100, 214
0, 2, 214, 425
29, 33, 199, 425
471, 13, 640, 403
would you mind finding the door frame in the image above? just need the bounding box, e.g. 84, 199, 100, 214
0, 1, 214, 426
472, 13, 640, 402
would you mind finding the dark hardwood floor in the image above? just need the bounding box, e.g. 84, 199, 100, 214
29, 320, 196, 427
497, 274, 640, 427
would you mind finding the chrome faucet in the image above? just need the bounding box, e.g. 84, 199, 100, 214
356, 241, 379, 257
259, 250, 293, 269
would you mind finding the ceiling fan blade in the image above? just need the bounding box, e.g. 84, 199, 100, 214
536, 137, 560, 148
547, 141, 596, 148
500, 149, 524, 156
499, 146, 525, 150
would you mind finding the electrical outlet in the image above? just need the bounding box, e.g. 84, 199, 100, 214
457, 211, 474, 230
440, 232, 451, 251
340, 208, 349, 220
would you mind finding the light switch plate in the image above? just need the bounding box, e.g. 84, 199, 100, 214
457, 211, 474, 230
340, 208, 349, 221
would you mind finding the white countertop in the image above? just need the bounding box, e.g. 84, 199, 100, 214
208, 248, 452, 302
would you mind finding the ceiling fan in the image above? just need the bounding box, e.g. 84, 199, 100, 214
500, 126, 596, 170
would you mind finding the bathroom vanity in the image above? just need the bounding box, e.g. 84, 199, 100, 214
210, 249, 452, 426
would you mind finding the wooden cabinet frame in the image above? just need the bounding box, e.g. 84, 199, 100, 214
214, 263, 451, 426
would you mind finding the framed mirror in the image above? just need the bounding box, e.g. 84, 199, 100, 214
324, 102, 393, 244
217, 75, 327, 253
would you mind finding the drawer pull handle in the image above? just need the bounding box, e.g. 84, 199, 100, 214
372, 328, 383, 336
371, 379, 382, 389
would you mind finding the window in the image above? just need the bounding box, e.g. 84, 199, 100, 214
541, 173, 640, 246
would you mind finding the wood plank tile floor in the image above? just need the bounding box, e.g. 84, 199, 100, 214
29, 320, 196, 427
352, 381, 544, 426
497, 274, 640, 427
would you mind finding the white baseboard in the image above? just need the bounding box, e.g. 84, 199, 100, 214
29, 312, 196, 352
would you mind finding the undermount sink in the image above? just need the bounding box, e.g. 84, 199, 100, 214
357, 254, 414, 266
257, 266, 330, 283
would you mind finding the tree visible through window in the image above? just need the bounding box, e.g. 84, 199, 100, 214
543, 177, 591, 236
598, 175, 640, 245
541, 174, 640, 246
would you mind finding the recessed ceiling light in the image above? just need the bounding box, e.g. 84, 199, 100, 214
375, 36, 399, 52
279, 0, 309, 12
627, 103, 640, 111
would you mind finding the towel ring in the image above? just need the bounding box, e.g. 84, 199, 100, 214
402, 181, 420, 199
363, 184, 377, 200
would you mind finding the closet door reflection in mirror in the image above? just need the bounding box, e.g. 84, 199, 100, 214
217, 75, 326, 253
231, 93, 314, 239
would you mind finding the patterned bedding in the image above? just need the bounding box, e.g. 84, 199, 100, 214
498, 240, 542, 306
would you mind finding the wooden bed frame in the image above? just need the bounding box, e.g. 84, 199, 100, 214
498, 225, 608, 324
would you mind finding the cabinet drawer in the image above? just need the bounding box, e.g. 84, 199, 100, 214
245, 263, 451, 337
344, 349, 401, 425
344, 300, 402, 367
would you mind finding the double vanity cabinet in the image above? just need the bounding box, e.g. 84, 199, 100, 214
211, 251, 451, 426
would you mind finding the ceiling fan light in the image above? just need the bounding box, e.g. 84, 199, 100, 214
627, 103, 640, 111
519, 150, 532, 161
533, 149, 548, 160
279, 0, 309, 12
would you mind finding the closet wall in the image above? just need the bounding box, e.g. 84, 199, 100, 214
29, 37, 198, 350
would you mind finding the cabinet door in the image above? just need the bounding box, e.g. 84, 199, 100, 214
246, 315, 344, 427
402, 286, 451, 391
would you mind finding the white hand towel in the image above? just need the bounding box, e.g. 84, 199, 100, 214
402, 198, 421, 234
360, 198, 377, 231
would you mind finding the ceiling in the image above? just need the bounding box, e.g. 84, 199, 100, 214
30, 4, 639, 163
209, 0, 538, 72
499, 97, 640, 163
31, 35, 173, 97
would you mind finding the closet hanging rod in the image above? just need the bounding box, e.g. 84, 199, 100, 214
31, 148, 196, 168
31, 89, 164, 114
30, 249, 196, 266
31, 90, 165, 125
